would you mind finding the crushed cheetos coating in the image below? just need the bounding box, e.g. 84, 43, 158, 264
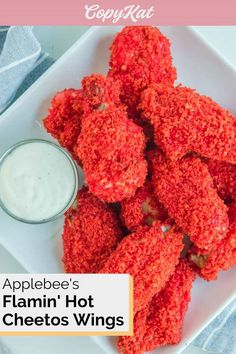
63, 188, 122, 273
121, 180, 168, 231
100, 223, 183, 313
118, 260, 195, 354
76, 107, 147, 202
139, 84, 236, 163
150, 150, 229, 250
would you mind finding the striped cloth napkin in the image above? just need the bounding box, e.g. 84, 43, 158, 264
193, 299, 236, 353
0, 26, 54, 113
0, 25, 236, 354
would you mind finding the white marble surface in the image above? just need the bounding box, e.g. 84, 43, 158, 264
1, 26, 236, 354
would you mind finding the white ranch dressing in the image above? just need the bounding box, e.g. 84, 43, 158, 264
0, 141, 77, 222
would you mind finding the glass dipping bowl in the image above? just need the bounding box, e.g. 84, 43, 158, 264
0, 139, 79, 224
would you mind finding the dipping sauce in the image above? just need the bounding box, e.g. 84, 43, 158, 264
0, 140, 78, 223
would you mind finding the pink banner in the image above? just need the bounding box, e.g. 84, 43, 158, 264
1, 0, 236, 25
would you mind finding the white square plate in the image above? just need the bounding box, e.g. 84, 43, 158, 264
0, 26, 236, 354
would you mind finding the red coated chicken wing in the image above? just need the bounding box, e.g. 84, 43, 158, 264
139, 84, 236, 163
76, 107, 147, 202
100, 223, 183, 313
118, 259, 195, 354
63, 188, 122, 273
150, 150, 228, 250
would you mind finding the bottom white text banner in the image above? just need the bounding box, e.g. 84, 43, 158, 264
0, 274, 133, 335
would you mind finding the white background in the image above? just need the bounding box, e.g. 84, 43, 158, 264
1, 26, 236, 354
